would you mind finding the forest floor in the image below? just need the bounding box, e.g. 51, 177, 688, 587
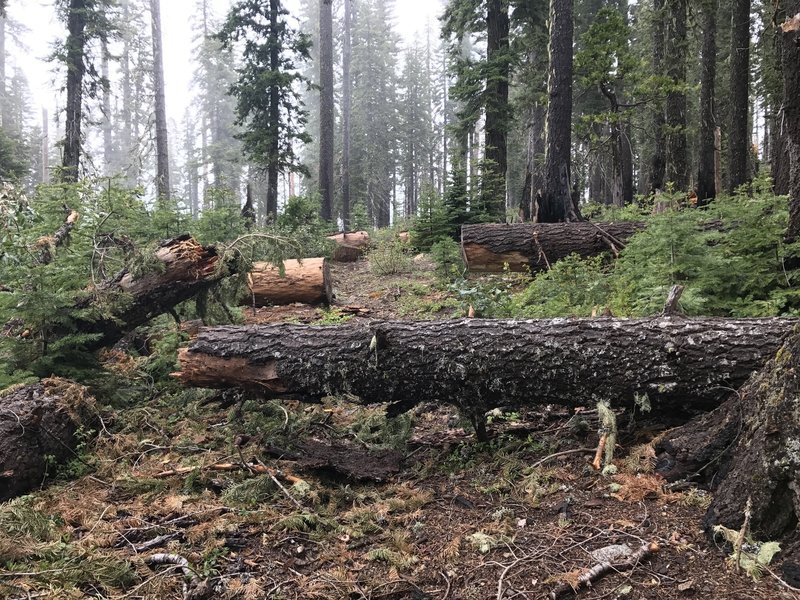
1, 258, 798, 600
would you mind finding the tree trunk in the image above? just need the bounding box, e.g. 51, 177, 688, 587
540, 0, 574, 222
783, 2, 800, 243
656, 331, 800, 569
151, 0, 170, 200
174, 318, 795, 419
0, 15, 6, 128
727, 0, 751, 193
648, 0, 666, 194
665, 0, 688, 191
341, 0, 352, 230
0, 379, 96, 501
62, 0, 88, 183
247, 258, 332, 306
327, 230, 370, 262
266, 0, 280, 220
697, 0, 717, 205
26, 235, 236, 350
461, 221, 645, 273
101, 39, 113, 175
319, 0, 334, 222
482, 0, 510, 217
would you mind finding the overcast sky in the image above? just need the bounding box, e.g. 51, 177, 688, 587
7, 0, 444, 130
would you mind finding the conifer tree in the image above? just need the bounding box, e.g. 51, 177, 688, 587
218, 0, 312, 219
728, 0, 751, 192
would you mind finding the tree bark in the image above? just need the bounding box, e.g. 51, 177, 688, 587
151, 0, 170, 200
266, 0, 280, 220
174, 318, 795, 419
783, 3, 800, 243
665, 0, 688, 191
540, 0, 574, 222
656, 330, 800, 565
727, 0, 751, 193
319, 0, 334, 222
0, 379, 96, 501
696, 0, 717, 205
341, 0, 352, 230
482, 0, 510, 217
101, 38, 113, 175
62, 0, 88, 182
460, 221, 645, 273
647, 0, 666, 194
247, 257, 332, 306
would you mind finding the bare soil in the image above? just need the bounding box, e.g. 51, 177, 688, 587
1, 258, 797, 600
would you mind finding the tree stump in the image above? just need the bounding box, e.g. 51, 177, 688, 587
0, 378, 96, 501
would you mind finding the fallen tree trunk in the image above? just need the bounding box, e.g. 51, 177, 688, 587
327, 231, 370, 262
461, 221, 645, 273
246, 258, 332, 306
70, 235, 234, 349
0, 378, 96, 501
174, 317, 795, 418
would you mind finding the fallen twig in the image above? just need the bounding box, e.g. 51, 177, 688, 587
530, 448, 595, 470
549, 541, 659, 598
149, 462, 304, 484
134, 533, 181, 553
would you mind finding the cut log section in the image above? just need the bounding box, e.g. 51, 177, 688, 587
0, 378, 96, 501
327, 231, 370, 262
174, 317, 795, 416
461, 222, 645, 273
247, 258, 332, 306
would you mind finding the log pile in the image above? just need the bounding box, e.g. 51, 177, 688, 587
173, 317, 795, 417
461, 222, 645, 273
0, 378, 96, 501
246, 257, 332, 306
327, 231, 370, 262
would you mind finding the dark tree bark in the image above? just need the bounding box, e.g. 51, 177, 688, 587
0, 379, 96, 501
697, 0, 717, 205
151, 0, 170, 200
266, 0, 280, 220
656, 331, 800, 567
665, 0, 688, 191
341, 0, 352, 230
599, 84, 633, 207
483, 0, 510, 217
784, 3, 800, 243
319, 0, 334, 222
461, 221, 645, 273
62, 0, 89, 182
540, 0, 574, 222
648, 0, 666, 194
101, 39, 113, 174
727, 0, 751, 193
174, 318, 795, 419
0, 14, 6, 128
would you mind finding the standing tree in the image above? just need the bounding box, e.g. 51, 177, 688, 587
727, 0, 751, 192
61, 0, 90, 182
782, 2, 800, 243
696, 0, 718, 204
218, 0, 312, 220
664, 0, 688, 191
341, 0, 352, 229
539, 0, 574, 222
318, 0, 334, 222
647, 0, 666, 193
150, 0, 170, 199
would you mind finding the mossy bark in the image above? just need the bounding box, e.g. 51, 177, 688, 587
174, 317, 795, 416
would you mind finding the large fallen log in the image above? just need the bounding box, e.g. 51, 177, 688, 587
0, 378, 96, 501
461, 222, 646, 272
246, 257, 332, 306
327, 231, 370, 262
68, 235, 234, 349
174, 318, 796, 418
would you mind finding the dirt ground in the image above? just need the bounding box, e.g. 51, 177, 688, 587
1, 258, 798, 600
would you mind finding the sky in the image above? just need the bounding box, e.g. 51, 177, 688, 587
7, 0, 444, 130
